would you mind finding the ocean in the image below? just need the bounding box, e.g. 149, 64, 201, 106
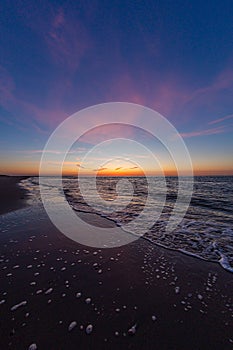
20, 176, 233, 272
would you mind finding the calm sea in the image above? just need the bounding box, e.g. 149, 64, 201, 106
21, 176, 233, 272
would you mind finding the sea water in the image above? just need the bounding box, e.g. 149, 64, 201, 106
20, 176, 233, 272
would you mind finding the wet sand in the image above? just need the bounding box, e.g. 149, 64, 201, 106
0, 175, 29, 215
0, 178, 232, 349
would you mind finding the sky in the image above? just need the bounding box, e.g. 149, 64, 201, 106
0, 0, 233, 176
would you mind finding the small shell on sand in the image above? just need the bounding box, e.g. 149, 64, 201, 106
86, 324, 93, 334
68, 321, 77, 331
45, 288, 53, 295
11, 301, 27, 311
28, 344, 37, 350
128, 324, 137, 335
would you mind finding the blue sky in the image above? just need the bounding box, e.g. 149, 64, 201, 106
0, 0, 233, 175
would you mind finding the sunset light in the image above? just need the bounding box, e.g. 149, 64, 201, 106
0, 2, 233, 349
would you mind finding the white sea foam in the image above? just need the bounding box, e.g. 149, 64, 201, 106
20, 176, 233, 273
219, 254, 233, 273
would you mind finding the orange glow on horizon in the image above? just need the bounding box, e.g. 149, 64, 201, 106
1, 161, 233, 177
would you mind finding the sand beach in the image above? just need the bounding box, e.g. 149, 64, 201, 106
0, 177, 232, 349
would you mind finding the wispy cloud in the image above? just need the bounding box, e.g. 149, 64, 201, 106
79, 124, 137, 145
0, 66, 15, 101
184, 67, 233, 108
46, 161, 78, 166
18, 5, 90, 73
46, 8, 90, 72
0, 65, 69, 130
15, 149, 77, 155
0, 6, 91, 130
106, 73, 145, 106
150, 66, 233, 119
208, 114, 233, 125
152, 80, 189, 117
93, 167, 108, 172
180, 126, 226, 138
75, 147, 89, 153
76, 163, 85, 168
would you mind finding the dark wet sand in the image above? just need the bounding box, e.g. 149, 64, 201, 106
0, 178, 232, 350
0, 175, 29, 215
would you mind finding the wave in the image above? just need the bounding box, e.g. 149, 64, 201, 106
20, 176, 233, 273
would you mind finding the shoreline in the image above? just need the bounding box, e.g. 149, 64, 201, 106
2, 175, 232, 273
73, 202, 233, 274
0, 176, 232, 349
0, 206, 233, 349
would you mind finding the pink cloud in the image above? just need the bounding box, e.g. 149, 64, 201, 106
0, 65, 69, 131
15, 149, 76, 155
17, 5, 90, 73
78, 123, 138, 145
185, 67, 233, 106
46, 8, 90, 72
151, 81, 189, 117
151, 67, 233, 118
180, 125, 226, 138
0, 66, 15, 102
208, 113, 233, 125
106, 73, 145, 106
53, 7, 65, 28
6, 7, 90, 127
106, 72, 190, 120
211, 68, 233, 91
